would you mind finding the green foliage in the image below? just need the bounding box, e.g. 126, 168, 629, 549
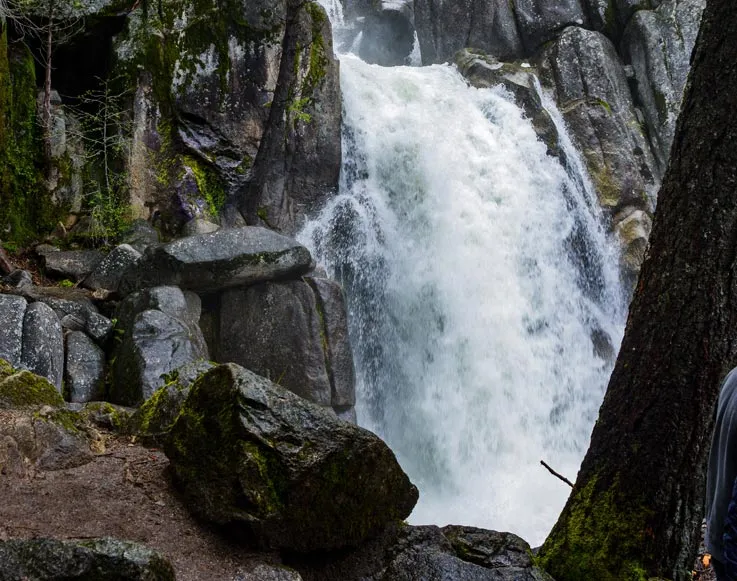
58, 278, 75, 288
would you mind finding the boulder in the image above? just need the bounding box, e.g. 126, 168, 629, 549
21, 302, 64, 391
292, 523, 554, 581
118, 218, 160, 254
539, 27, 659, 220
0, 359, 65, 409
514, 0, 588, 52
82, 243, 142, 292
116, 285, 208, 357
110, 309, 208, 406
65, 331, 106, 403
0, 294, 27, 368
621, 0, 705, 172
166, 363, 418, 552
43, 249, 105, 282
3, 269, 33, 290
414, 0, 523, 64
118, 227, 312, 295
0, 538, 175, 580
128, 360, 214, 445
37, 296, 113, 344
0, 406, 93, 472
217, 281, 332, 407
181, 217, 220, 237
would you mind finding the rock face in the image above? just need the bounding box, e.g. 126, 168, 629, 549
539, 26, 659, 278
455, 49, 562, 161
356, 0, 416, 66
114, 0, 341, 236
215, 278, 355, 414
0, 538, 175, 581
241, 1, 342, 234
166, 363, 418, 552
292, 523, 554, 581
111, 286, 209, 406
414, 0, 523, 64
119, 227, 313, 295
621, 0, 705, 171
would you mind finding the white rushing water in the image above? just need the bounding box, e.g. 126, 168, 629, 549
304, 2, 626, 547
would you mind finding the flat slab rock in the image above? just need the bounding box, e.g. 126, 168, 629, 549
119, 227, 313, 295
0, 537, 175, 580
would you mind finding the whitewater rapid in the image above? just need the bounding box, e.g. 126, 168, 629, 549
302, 3, 626, 546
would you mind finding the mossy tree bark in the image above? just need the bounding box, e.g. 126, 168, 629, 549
538, 1, 737, 580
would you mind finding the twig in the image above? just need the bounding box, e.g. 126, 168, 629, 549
540, 460, 574, 488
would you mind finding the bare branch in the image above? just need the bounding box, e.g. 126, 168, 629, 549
540, 460, 574, 488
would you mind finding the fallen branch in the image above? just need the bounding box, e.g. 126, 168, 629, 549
540, 460, 574, 488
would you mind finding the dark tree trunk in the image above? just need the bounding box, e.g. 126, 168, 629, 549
538, 1, 737, 580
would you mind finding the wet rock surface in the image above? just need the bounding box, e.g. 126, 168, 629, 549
165, 363, 418, 552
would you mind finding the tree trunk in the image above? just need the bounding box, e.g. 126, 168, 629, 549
537, 1, 737, 580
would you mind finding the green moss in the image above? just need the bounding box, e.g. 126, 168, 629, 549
0, 35, 51, 245
79, 401, 131, 432
537, 476, 655, 581
0, 358, 14, 381
653, 89, 668, 124
182, 155, 226, 217
0, 370, 65, 408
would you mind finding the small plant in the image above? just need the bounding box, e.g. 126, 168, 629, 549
58, 279, 75, 288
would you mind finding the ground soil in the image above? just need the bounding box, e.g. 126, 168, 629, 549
0, 435, 280, 581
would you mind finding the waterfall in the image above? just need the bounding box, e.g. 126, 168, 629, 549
305, 3, 626, 546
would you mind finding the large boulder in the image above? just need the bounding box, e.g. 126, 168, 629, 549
217, 281, 332, 407
215, 278, 356, 415
118, 227, 313, 295
110, 309, 208, 406
0, 538, 175, 580
0, 294, 27, 368
20, 301, 64, 391
513, 0, 588, 53
165, 363, 418, 552
292, 523, 554, 581
65, 331, 106, 403
0, 361, 93, 473
82, 243, 142, 292
621, 0, 705, 172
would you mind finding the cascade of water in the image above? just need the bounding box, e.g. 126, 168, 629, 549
307, 2, 626, 546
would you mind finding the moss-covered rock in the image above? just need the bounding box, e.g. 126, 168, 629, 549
0, 30, 51, 245
165, 363, 418, 552
0, 367, 65, 409
0, 537, 175, 580
128, 360, 214, 445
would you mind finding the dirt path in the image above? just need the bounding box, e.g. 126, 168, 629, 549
0, 436, 277, 580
